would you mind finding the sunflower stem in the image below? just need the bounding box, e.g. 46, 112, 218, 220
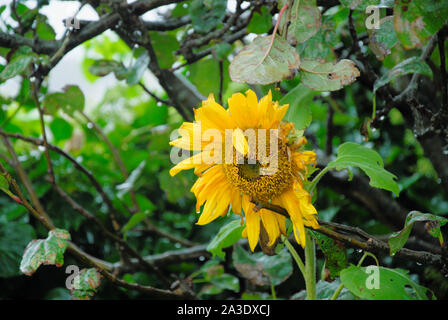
309, 166, 330, 196
304, 229, 316, 300
283, 236, 306, 277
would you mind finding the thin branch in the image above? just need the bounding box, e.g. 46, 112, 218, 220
32, 79, 56, 185
0, 130, 122, 230
138, 82, 172, 106
253, 201, 444, 268
78, 110, 139, 213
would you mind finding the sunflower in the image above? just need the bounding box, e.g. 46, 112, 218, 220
169, 89, 319, 251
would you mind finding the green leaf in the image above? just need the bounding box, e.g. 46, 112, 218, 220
0, 221, 35, 277
291, 279, 355, 300
36, 20, 56, 41
340, 265, 435, 300
20, 228, 71, 276
189, 0, 227, 33
212, 42, 233, 61
232, 245, 293, 286
282, 0, 321, 45
149, 31, 179, 69
207, 219, 244, 259
373, 57, 432, 93
229, 35, 300, 85
71, 268, 103, 300
210, 273, 240, 292
88, 59, 128, 80
388, 211, 448, 256
327, 142, 400, 196
394, 0, 448, 49
0, 54, 34, 81
339, 0, 380, 10
368, 16, 398, 61
50, 117, 73, 142
247, 6, 272, 34
121, 211, 152, 234
189, 58, 230, 97
312, 231, 348, 279
126, 50, 150, 86
280, 83, 315, 130
300, 59, 360, 91
116, 160, 147, 199
43, 85, 85, 116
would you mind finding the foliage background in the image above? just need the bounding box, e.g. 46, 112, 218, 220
0, 0, 447, 300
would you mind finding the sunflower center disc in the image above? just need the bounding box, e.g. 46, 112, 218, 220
223, 139, 294, 202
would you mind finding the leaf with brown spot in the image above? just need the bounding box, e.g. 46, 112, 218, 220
229, 35, 300, 85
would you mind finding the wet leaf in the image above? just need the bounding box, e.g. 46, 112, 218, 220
232, 245, 292, 286
0, 53, 34, 81
89, 59, 128, 80
374, 56, 432, 92
0, 221, 35, 277
282, 0, 321, 45
43, 85, 85, 116
126, 50, 150, 85
71, 268, 103, 300
312, 231, 348, 279
368, 16, 398, 60
340, 265, 435, 300
280, 83, 315, 130
327, 142, 400, 196
339, 0, 380, 10
300, 59, 360, 91
207, 219, 244, 259
247, 6, 272, 34
291, 279, 355, 300
388, 211, 448, 256
229, 35, 300, 85
394, 0, 448, 49
189, 0, 226, 33
20, 229, 71, 276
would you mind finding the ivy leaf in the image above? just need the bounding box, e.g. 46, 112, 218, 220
300, 59, 360, 91
207, 219, 244, 259
282, 0, 321, 45
368, 16, 398, 61
327, 142, 400, 196
71, 268, 103, 300
43, 85, 85, 116
0, 53, 34, 81
280, 83, 315, 130
229, 35, 300, 85
373, 57, 432, 93
20, 229, 71, 276
340, 265, 435, 300
388, 211, 448, 256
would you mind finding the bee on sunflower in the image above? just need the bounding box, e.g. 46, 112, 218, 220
169, 89, 319, 253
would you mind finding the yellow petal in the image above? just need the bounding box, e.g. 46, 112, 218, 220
232, 128, 250, 156
242, 195, 260, 251
169, 152, 204, 176
260, 210, 280, 246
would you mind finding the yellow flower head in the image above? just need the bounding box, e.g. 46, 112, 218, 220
170, 89, 319, 251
